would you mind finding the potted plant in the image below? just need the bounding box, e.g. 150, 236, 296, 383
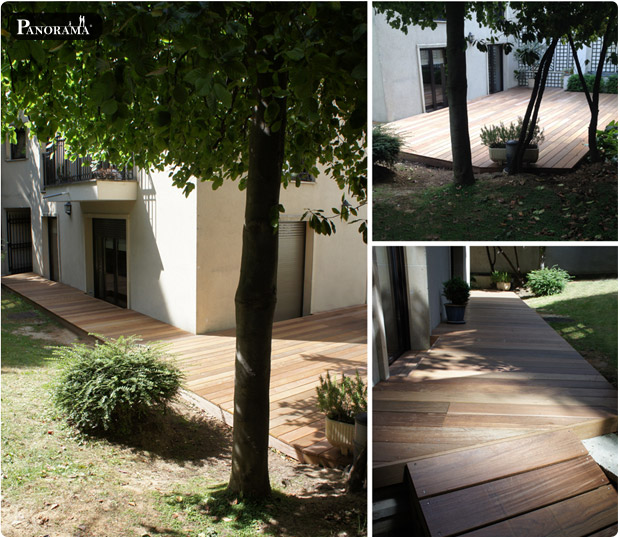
515, 42, 543, 88
480, 117, 545, 165
316, 370, 367, 455
491, 270, 512, 290
442, 277, 470, 324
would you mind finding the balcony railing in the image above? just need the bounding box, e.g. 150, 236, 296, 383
42, 138, 134, 187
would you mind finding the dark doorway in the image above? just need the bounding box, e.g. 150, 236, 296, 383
421, 48, 448, 111
385, 247, 410, 364
488, 44, 504, 94
93, 218, 127, 308
47, 217, 59, 281
6, 208, 33, 274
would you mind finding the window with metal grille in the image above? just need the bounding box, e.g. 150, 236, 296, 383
5, 208, 33, 274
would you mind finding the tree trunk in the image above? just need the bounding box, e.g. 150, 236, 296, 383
508, 40, 557, 174
228, 61, 288, 498
588, 18, 615, 162
446, 2, 475, 186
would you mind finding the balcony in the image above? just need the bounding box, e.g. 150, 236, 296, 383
42, 139, 138, 202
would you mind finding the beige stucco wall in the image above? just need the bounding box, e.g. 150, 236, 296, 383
1, 136, 53, 277
195, 171, 367, 333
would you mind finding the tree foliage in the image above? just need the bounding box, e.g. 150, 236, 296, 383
2, 2, 366, 225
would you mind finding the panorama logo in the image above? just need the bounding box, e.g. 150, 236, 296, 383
11, 13, 102, 40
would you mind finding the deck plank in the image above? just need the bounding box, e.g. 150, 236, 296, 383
385, 87, 618, 171
2, 273, 367, 464
373, 290, 617, 488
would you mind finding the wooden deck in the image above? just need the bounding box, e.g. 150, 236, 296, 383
2, 273, 367, 466
407, 429, 617, 536
373, 290, 618, 489
385, 87, 618, 171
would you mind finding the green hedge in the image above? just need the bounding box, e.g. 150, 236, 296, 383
566, 73, 618, 94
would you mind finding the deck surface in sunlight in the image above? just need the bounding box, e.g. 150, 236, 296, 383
373, 290, 617, 488
2, 273, 367, 466
384, 87, 618, 171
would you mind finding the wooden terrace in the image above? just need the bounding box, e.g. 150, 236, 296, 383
2, 273, 367, 466
385, 87, 618, 171
374, 291, 617, 536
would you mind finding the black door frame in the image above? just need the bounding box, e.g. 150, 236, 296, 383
47, 216, 59, 281
488, 44, 504, 94
93, 218, 127, 308
387, 247, 411, 364
421, 47, 448, 111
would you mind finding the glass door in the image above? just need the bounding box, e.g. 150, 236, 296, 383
93, 219, 127, 308
421, 48, 447, 111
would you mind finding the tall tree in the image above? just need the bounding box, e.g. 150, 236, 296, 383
1, 1, 367, 498
375, 2, 475, 186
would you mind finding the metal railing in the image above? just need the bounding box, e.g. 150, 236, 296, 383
42, 138, 134, 187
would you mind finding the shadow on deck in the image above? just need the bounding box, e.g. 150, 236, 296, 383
2, 272, 367, 467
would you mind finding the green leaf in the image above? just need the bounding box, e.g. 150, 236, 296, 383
172, 85, 188, 104
264, 101, 279, 123
213, 83, 232, 108
285, 47, 305, 61
101, 100, 118, 115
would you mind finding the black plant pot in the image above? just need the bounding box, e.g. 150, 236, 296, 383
445, 303, 467, 324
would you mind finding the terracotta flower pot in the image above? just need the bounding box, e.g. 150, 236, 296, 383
325, 416, 355, 455
496, 282, 511, 291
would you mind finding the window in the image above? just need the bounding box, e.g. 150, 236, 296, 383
293, 170, 315, 183
7, 128, 27, 160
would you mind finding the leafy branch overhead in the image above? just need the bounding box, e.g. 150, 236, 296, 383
2, 2, 367, 225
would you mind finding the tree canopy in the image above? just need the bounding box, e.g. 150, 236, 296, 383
2, 2, 366, 217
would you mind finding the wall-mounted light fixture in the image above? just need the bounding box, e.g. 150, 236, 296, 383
64, 202, 72, 216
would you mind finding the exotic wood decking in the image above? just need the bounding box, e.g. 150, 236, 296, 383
2, 273, 367, 466
407, 430, 618, 536
373, 290, 618, 489
384, 87, 618, 171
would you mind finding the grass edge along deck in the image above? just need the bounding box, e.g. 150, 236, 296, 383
2, 272, 367, 467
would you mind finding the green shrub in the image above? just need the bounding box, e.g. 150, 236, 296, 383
316, 370, 366, 424
442, 277, 471, 305
604, 74, 618, 94
480, 117, 544, 148
596, 120, 618, 163
52, 335, 183, 435
526, 266, 572, 296
373, 126, 403, 167
490, 271, 511, 283
566, 73, 596, 93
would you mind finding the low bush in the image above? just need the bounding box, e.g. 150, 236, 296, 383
316, 370, 366, 424
596, 120, 618, 163
480, 117, 544, 148
566, 73, 596, 93
491, 270, 511, 283
566, 73, 618, 94
443, 277, 471, 305
526, 266, 572, 296
373, 126, 403, 168
53, 335, 183, 435
605, 74, 618, 94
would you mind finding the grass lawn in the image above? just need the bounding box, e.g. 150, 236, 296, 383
373, 161, 618, 241
1, 290, 366, 537
524, 279, 618, 386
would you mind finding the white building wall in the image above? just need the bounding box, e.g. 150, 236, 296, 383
196, 171, 367, 333
373, 11, 520, 123
1, 136, 50, 276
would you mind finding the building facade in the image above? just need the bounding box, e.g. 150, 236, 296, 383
1, 133, 367, 334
